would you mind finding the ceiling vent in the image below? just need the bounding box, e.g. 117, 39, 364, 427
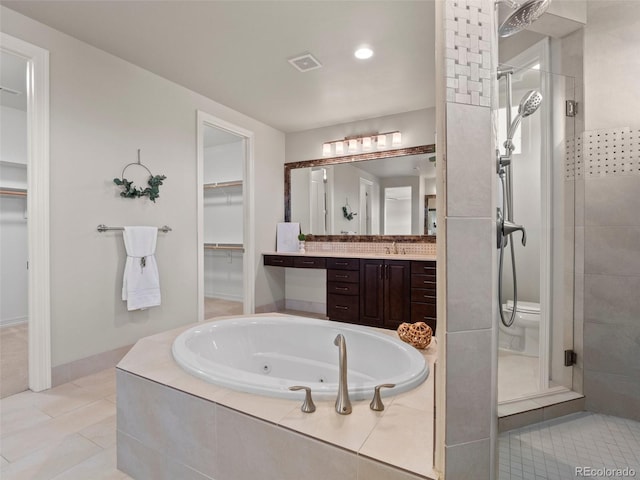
288, 53, 322, 73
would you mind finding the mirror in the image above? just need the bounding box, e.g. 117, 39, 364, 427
285, 145, 436, 240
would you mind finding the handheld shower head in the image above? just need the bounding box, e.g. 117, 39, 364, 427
505, 90, 543, 151
498, 0, 551, 38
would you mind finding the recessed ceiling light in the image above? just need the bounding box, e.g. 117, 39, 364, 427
354, 47, 374, 60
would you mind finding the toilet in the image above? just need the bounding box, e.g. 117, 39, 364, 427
498, 300, 540, 356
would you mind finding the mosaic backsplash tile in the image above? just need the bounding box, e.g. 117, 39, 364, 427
305, 241, 436, 256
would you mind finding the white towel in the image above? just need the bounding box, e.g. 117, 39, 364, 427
122, 226, 161, 311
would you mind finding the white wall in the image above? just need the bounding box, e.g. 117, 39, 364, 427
285, 108, 436, 163
1, 106, 27, 165
1, 6, 285, 366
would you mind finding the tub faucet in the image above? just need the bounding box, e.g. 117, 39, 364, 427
333, 334, 352, 415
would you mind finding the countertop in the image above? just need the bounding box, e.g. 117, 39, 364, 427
263, 251, 437, 262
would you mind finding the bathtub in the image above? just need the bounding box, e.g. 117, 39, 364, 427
172, 315, 429, 400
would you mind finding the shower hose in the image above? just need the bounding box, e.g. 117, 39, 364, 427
498, 168, 518, 328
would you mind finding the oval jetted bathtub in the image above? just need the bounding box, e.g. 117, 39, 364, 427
172, 315, 429, 400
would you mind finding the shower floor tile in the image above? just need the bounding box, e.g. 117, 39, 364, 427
499, 412, 640, 479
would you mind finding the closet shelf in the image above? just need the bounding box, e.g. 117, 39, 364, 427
0, 187, 27, 197
204, 243, 244, 252
204, 180, 243, 190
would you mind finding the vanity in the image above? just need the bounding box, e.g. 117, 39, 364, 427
264, 252, 437, 333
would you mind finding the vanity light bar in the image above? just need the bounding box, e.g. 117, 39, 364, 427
322, 131, 402, 156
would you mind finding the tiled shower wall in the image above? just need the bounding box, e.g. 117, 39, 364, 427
580, 127, 640, 421
439, 0, 497, 478
582, 0, 640, 422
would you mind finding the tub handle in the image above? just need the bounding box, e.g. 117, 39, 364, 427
289, 386, 316, 413
369, 383, 396, 411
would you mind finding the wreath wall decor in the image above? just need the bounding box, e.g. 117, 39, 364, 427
113, 150, 166, 203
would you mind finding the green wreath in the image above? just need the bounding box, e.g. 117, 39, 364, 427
113, 174, 166, 202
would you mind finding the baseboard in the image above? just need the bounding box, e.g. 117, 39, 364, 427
254, 298, 285, 314
52, 343, 133, 387
0, 316, 28, 328
284, 299, 326, 315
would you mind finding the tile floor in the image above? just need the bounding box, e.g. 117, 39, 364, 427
499, 412, 640, 480
0, 323, 29, 398
0, 367, 131, 479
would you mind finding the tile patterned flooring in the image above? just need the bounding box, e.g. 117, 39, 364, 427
499, 412, 640, 480
0, 323, 29, 398
0, 368, 131, 479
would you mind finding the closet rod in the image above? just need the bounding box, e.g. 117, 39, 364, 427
97, 224, 172, 233
0, 188, 27, 197
204, 243, 244, 252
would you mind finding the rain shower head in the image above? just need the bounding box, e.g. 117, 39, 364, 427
498, 0, 551, 38
505, 90, 543, 151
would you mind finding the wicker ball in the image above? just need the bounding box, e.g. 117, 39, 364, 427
397, 322, 433, 349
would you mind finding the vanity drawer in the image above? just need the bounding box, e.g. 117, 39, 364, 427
411, 274, 436, 289
327, 282, 359, 296
293, 257, 326, 269
327, 294, 360, 322
412, 302, 436, 319
411, 289, 437, 304
327, 257, 359, 271
327, 269, 359, 283
411, 261, 436, 275
263, 255, 294, 267
411, 304, 437, 334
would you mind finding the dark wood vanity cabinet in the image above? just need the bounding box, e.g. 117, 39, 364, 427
326, 257, 360, 324
263, 254, 436, 333
410, 260, 437, 334
360, 259, 411, 329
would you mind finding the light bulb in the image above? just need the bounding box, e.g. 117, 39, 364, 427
348, 139, 358, 153
322, 143, 332, 156
335, 141, 344, 154
377, 134, 387, 149
392, 131, 402, 146
362, 136, 372, 150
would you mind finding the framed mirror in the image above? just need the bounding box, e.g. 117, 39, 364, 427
285, 145, 436, 242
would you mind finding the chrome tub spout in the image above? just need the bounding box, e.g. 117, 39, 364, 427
333, 334, 352, 415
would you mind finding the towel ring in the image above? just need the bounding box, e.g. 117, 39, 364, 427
120, 149, 153, 179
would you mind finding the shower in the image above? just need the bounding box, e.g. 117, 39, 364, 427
497, 0, 552, 38
497, 69, 543, 327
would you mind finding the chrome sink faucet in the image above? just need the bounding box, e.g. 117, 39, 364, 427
392, 241, 398, 254
333, 334, 352, 415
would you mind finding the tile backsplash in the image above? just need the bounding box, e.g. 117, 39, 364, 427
305, 241, 436, 256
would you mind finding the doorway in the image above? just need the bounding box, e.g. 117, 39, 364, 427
0, 33, 50, 392
197, 111, 254, 321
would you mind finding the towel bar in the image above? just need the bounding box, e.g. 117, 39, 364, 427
97, 224, 172, 233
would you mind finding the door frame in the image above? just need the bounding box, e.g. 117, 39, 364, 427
1, 33, 51, 391
196, 111, 255, 320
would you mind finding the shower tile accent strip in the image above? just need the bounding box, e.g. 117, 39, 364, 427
583, 127, 640, 178
444, 0, 493, 106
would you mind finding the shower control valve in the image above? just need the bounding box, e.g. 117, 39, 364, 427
503, 220, 527, 246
